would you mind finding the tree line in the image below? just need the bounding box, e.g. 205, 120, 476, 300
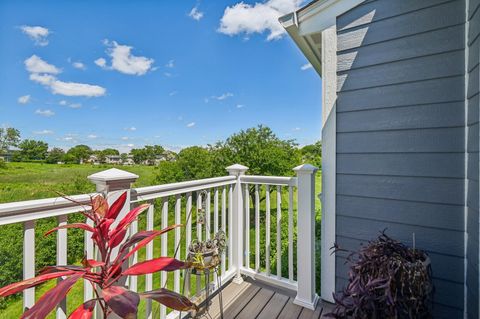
0, 126, 321, 171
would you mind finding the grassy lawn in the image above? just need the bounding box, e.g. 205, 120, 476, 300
0, 162, 321, 318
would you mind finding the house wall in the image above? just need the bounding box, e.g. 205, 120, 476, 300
334, 0, 466, 317
467, 0, 480, 317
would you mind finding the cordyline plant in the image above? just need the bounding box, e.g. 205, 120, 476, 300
327, 231, 433, 319
0, 192, 198, 319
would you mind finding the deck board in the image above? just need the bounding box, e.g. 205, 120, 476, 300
206, 278, 334, 319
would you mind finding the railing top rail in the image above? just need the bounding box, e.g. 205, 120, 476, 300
240, 175, 297, 187
0, 193, 94, 226
131, 175, 236, 202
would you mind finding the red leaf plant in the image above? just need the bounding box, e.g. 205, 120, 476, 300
0, 192, 197, 318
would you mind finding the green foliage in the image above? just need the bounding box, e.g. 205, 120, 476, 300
16, 139, 49, 161
211, 125, 301, 176
0, 159, 5, 169
156, 160, 184, 184
0, 127, 20, 153
301, 141, 322, 168
131, 145, 165, 164
45, 148, 65, 164
66, 145, 92, 163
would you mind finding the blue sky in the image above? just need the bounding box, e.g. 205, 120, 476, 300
0, 0, 322, 153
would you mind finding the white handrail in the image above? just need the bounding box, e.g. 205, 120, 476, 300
240, 175, 297, 186
132, 175, 236, 202
0, 194, 93, 226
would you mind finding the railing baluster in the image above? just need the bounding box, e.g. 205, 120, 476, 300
174, 195, 181, 294
129, 218, 138, 292
206, 190, 211, 240
23, 220, 35, 311
213, 188, 219, 285
255, 185, 260, 272
84, 218, 94, 302
146, 203, 154, 319
161, 197, 168, 319
221, 187, 226, 275
265, 185, 271, 276
228, 185, 233, 271
56, 215, 68, 319
277, 185, 282, 279
185, 193, 192, 296
196, 192, 202, 296
288, 186, 294, 282
244, 184, 250, 268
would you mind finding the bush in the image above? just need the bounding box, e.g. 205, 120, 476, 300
0, 159, 6, 169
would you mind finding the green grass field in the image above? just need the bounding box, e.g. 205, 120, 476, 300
0, 162, 321, 318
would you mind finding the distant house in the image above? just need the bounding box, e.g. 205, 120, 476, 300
105, 155, 122, 165
123, 155, 135, 166
281, 0, 479, 317
87, 155, 100, 165
0, 152, 13, 162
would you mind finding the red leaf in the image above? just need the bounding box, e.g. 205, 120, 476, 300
108, 204, 150, 245
140, 288, 198, 312
122, 257, 187, 276
21, 274, 82, 319
98, 218, 115, 239
39, 266, 86, 275
106, 192, 127, 219
68, 300, 96, 319
108, 228, 128, 249
91, 195, 108, 218
45, 223, 95, 237
0, 271, 77, 297
103, 286, 139, 319
82, 259, 105, 268
108, 225, 182, 281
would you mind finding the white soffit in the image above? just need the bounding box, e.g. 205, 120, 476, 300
279, 0, 365, 75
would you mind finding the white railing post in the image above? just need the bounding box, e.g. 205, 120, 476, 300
88, 168, 138, 258
226, 164, 248, 284
293, 164, 319, 310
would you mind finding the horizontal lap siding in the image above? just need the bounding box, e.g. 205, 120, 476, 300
467, 0, 480, 317
335, 0, 466, 315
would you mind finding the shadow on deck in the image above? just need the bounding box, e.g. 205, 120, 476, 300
202, 278, 334, 319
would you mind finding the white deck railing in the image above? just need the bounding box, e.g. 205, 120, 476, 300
0, 163, 319, 318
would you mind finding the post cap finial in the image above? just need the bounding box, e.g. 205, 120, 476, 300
226, 164, 249, 175
88, 168, 139, 183
293, 163, 319, 173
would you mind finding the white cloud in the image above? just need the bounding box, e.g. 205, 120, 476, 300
127, 143, 135, 148
33, 129, 54, 135
68, 103, 82, 109
164, 72, 172, 77
124, 126, 137, 131
96, 40, 154, 75
25, 55, 60, 74
217, 92, 233, 100
50, 80, 106, 97
18, 95, 31, 104
25, 55, 106, 97
35, 109, 55, 117
121, 136, 130, 141
189, 6, 204, 21
218, 0, 301, 41
301, 63, 312, 70
293, 127, 301, 131
59, 100, 68, 106
87, 134, 97, 139
236, 104, 245, 108
72, 61, 86, 70
169, 90, 178, 96
94, 58, 107, 68
165, 60, 175, 68
20, 25, 50, 46
186, 122, 195, 128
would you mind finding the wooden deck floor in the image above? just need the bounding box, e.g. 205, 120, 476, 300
199, 278, 335, 319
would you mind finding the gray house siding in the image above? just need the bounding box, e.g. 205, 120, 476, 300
335, 0, 466, 317
467, 0, 480, 318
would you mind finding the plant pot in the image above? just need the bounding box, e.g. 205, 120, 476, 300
187, 247, 220, 271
